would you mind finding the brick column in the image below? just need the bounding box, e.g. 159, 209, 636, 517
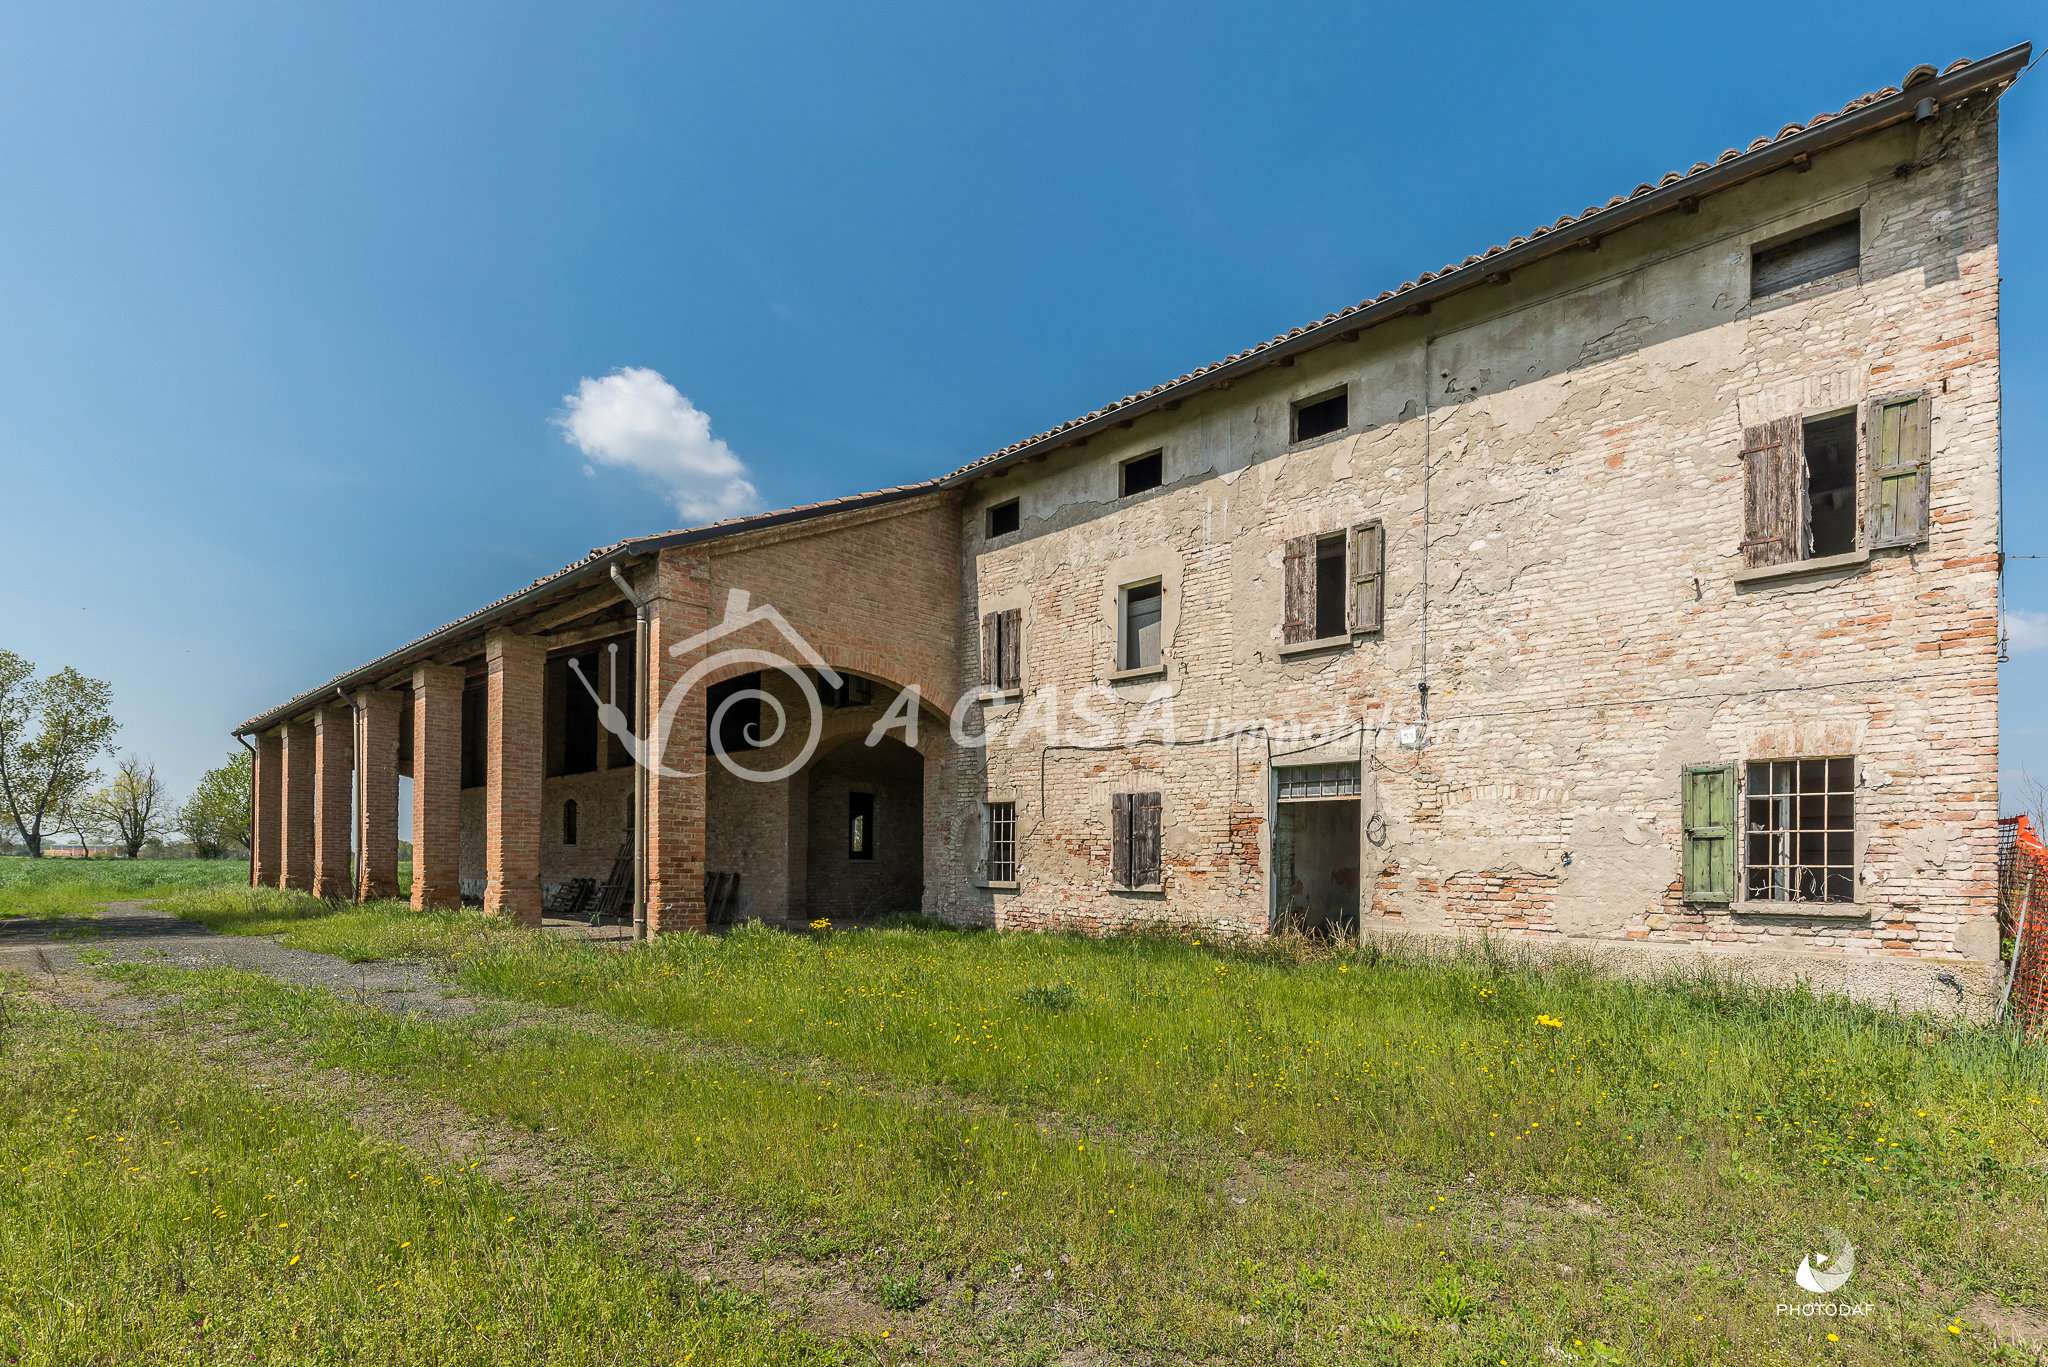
279, 718, 316, 891
410, 664, 464, 910
484, 630, 545, 927
312, 703, 354, 900
356, 689, 402, 901
251, 730, 282, 888
643, 552, 710, 934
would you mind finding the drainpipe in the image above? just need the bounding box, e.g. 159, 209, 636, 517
236, 734, 257, 877
609, 564, 650, 942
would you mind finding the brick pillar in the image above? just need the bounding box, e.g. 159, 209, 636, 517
356, 689, 402, 901
279, 718, 316, 891
643, 552, 710, 934
312, 703, 354, 900
251, 730, 282, 888
410, 664, 464, 909
484, 630, 544, 927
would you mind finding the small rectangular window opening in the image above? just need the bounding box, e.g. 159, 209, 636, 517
1313, 533, 1347, 639
986, 499, 1020, 537
1120, 450, 1163, 497
986, 801, 1016, 882
1804, 412, 1858, 558
1292, 389, 1348, 444
1751, 216, 1860, 300
1121, 581, 1163, 671
848, 791, 875, 861
1744, 758, 1854, 904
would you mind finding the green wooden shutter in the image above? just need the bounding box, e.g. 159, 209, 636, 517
1681, 764, 1735, 904
1351, 520, 1384, 634
1866, 393, 1931, 549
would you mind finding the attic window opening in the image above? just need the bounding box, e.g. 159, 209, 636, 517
1750, 216, 1860, 300
1292, 389, 1348, 444
1803, 412, 1858, 558
987, 499, 1020, 537
1120, 450, 1163, 497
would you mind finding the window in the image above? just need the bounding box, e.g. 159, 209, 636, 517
1281, 520, 1384, 644
1751, 216, 1859, 301
848, 791, 875, 860
1745, 758, 1855, 905
1119, 581, 1163, 672
985, 801, 1016, 883
1292, 388, 1348, 444
1802, 412, 1858, 558
562, 799, 579, 847
816, 672, 874, 708
706, 673, 761, 755
1110, 791, 1160, 889
1120, 450, 1163, 497
987, 499, 1020, 537
981, 608, 1021, 691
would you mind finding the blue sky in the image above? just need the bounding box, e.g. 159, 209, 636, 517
1, 2, 2041, 813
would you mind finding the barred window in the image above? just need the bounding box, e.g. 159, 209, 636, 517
986, 801, 1016, 883
1745, 758, 1855, 904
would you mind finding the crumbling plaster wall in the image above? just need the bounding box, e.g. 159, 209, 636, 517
957, 99, 2002, 1009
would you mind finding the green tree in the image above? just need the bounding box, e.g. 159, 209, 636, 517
83, 755, 173, 859
179, 749, 252, 859
0, 650, 118, 857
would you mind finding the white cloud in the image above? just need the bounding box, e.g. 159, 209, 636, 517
554, 367, 760, 522
2009, 609, 2048, 655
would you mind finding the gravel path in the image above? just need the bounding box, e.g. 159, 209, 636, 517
0, 900, 474, 1016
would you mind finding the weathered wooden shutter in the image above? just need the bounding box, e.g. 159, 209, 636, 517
1741, 416, 1804, 568
1350, 520, 1384, 634
998, 608, 1021, 689
1110, 792, 1131, 886
1680, 764, 1735, 904
1130, 792, 1161, 887
1281, 536, 1314, 644
980, 611, 998, 688
1866, 393, 1931, 549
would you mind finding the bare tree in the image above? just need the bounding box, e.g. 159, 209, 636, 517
0, 650, 118, 857
84, 755, 172, 859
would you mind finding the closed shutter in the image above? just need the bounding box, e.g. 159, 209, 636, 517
1866, 393, 1931, 549
1130, 792, 1160, 887
980, 611, 998, 688
1110, 792, 1131, 887
1741, 416, 1804, 568
1681, 764, 1735, 904
998, 609, 1022, 689
1281, 536, 1314, 644
1351, 520, 1384, 634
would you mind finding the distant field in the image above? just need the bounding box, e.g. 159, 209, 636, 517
0, 856, 249, 919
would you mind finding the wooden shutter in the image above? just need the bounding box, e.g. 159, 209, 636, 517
1741, 416, 1803, 568
980, 611, 998, 688
1130, 792, 1161, 887
1866, 394, 1930, 549
1110, 792, 1131, 887
998, 608, 1021, 690
1281, 536, 1313, 644
1681, 764, 1735, 904
1350, 520, 1384, 634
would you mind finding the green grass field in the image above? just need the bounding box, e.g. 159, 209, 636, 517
0, 856, 249, 919
6, 870, 2046, 1363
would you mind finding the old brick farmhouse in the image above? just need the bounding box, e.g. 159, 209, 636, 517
238, 47, 2027, 1016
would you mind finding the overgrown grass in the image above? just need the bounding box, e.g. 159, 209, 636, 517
124, 888, 2048, 1361
0, 988, 848, 1365
0, 856, 249, 920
